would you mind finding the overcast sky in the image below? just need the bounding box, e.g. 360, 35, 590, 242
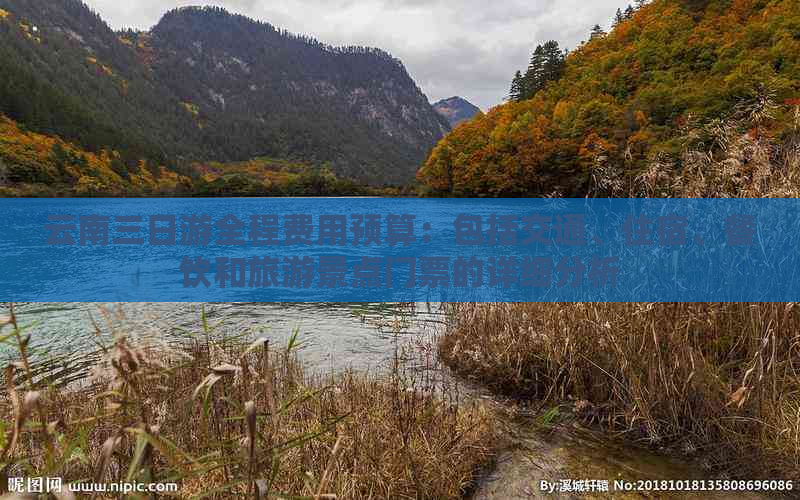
83, 0, 622, 110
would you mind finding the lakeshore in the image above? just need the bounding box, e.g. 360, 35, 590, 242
3, 302, 796, 498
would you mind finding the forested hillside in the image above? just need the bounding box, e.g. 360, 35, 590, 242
0, 0, 448, 193
0, 114, 389, 197
0, 0, 194, 173
0, 115, 192, 196
139, 6, 448, 183
418, 0, 800, 197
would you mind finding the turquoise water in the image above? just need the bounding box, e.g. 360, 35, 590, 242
4, 197, 793, 303
3, 302, 444, 386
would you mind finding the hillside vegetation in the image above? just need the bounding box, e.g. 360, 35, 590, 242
0, 115, 385, 197
0, 116, 192, 196
418, 0, 800, 197
0, 0, 448, 188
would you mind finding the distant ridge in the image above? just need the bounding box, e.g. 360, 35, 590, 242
433, 97, 481, 127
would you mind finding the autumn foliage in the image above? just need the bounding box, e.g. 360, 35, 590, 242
0, 115, 192, 196
0, 115, 396, 197
418, 0, 800, 197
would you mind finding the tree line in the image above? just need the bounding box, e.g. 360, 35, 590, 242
508, 1, 650, 102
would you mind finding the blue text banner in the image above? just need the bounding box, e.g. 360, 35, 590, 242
0, 198, 796, 303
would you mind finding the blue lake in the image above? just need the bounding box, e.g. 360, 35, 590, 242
1, 197, 798, 302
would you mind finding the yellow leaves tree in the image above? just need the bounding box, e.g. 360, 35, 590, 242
417, 0, 800, 197
0, 115, 191, 196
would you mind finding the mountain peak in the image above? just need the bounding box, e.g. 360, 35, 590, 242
159, 5, 235, 20
433, 96, 481, 127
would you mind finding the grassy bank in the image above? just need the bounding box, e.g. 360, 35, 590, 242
439, 303, 800, 479
0, 306, 496, 498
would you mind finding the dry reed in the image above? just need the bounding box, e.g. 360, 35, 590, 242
439, 302, 800, 480
0, 305, 496, 499
589, 89, 800, 199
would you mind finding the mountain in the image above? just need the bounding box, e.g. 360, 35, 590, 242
0, 0, 193, 171
0, 1, 449, 190
418, 0, 800, 197
140, 6, 450, 183
433, 97, 481, 127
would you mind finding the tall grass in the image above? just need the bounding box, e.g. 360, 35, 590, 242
439, 302, 800, 479
0, 305, 496, 498
589, 90, 800, 198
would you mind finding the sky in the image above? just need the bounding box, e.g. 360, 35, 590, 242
83, 0, 623, 110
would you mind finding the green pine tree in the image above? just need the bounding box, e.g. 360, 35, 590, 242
522, 45, 546, 99
541, 41, 566, 84
590, 24, 606, 40
613, 8, 625, 27
511, 41, 566, 101
508, 71, 524, 102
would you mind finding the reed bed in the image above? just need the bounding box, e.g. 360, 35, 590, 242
439, 302, 800, 479
589, 92, 800, 199
0, 305, 496, 499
